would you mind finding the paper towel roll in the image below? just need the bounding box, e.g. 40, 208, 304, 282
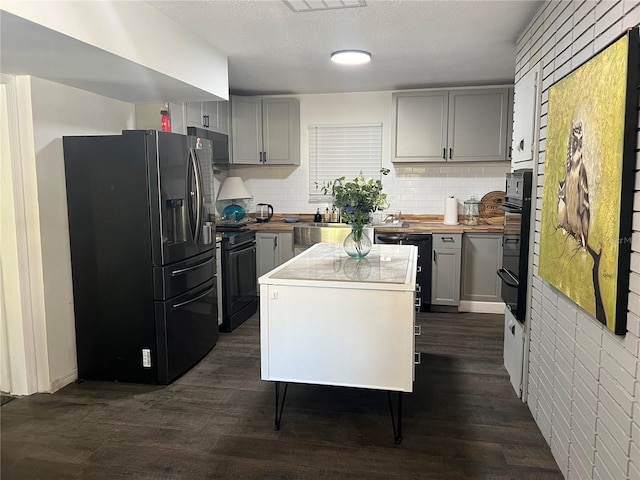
443, 196, 459, 225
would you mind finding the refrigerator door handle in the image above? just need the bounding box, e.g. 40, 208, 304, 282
189, 148, 202, 243
172, 286, 214, 310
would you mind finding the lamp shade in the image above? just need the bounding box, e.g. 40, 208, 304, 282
217, 177, 252, 201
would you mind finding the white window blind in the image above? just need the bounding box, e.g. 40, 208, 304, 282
309, 123, 383, 199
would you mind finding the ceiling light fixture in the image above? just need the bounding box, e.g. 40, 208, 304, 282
330, 50, 371, 66
284, 0, 366, 13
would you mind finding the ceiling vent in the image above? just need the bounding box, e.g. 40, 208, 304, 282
283, 0, 366, 13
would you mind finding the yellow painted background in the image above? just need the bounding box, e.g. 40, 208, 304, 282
539, 35, 628, 332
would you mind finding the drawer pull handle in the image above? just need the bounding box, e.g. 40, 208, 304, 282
170, 256, 214, 276
414, 352, 421, 365
414, 324, 421, 336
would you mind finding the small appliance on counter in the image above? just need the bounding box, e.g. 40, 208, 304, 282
256, 203, 274, 222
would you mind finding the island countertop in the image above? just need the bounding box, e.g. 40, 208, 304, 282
259, 243, 418, 290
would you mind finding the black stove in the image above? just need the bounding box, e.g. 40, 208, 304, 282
216, 225, 255, 247
216, 222, 248, 231
215, 225, 257, 332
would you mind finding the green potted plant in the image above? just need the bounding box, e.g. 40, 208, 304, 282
319, 168, 390, 258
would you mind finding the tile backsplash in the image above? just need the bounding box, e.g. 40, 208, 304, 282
230, 162, 511, 217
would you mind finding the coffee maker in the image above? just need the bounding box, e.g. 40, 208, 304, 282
256, 203, 274, 223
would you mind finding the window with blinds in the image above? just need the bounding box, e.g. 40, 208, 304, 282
309, 123, 383, 199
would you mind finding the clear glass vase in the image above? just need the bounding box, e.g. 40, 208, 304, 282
343, 225, 372, 258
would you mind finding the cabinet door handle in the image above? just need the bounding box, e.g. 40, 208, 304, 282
442, 148, 446, 160
416, 284, 421, 293
263, 151, 267, 163
414, 324, 421, 336
259, 151, 263, 162
433, 251, 437, 263
448, 147, 452, 159
414, 351, 421, 365
416, 265, 422, 273
414, 297, 421, 309
203, 114, 209, 128
274, 236, 278, 249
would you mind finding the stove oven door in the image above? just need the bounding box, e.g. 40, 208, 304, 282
497, 208, 523, 320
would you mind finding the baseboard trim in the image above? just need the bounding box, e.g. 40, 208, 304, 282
50, 369, 77, 393
458, 301, 505, 314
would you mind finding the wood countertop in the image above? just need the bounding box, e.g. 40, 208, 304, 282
243, 214, 504, 234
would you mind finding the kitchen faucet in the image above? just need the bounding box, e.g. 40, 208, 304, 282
384, 211, 402, 224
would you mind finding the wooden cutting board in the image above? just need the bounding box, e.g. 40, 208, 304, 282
479, 191, 505, 224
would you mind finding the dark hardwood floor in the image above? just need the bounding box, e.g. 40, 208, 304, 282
1, 312, 563, 479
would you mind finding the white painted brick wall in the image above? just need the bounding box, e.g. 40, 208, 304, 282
517, 1, 640, 479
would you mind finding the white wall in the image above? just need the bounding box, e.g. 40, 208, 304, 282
518, 2, 640, 479
2, 1, 228, 100
232, 91, 510, 216
2, 75, 135, 393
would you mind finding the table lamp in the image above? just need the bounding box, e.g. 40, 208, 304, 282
217, 176, 252, 221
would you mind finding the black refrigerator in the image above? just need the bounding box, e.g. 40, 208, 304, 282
63, 130, 218, 385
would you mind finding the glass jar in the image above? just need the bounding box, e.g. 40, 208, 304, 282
463, 196, 480, 225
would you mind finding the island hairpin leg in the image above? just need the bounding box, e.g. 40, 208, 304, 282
274, 382, 288, 431
387, 391, 403, 444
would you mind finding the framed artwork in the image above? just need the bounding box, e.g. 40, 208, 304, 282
539, 27, 638, 335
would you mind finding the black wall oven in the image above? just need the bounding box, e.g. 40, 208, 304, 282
217, 229, 258, 332
497, 170, 533, 322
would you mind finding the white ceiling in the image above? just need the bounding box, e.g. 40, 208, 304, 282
0, 1, 543, 102
145, 0, 544, 96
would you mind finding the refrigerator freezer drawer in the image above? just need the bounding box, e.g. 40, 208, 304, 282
154, 277, 218, 384
153, 249, 215, 300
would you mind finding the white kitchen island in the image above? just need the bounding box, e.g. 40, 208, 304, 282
259, 242, 418, 443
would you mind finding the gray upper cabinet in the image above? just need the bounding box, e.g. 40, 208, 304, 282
392, 87, 513, 163
392, 91, 448, 162
186, 101, 229, 135
230, 96, 300, 165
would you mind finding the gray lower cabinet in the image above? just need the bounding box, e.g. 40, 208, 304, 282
256, 231, 294, 281
460, 233, 503, 302
431, 234, 461, 306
